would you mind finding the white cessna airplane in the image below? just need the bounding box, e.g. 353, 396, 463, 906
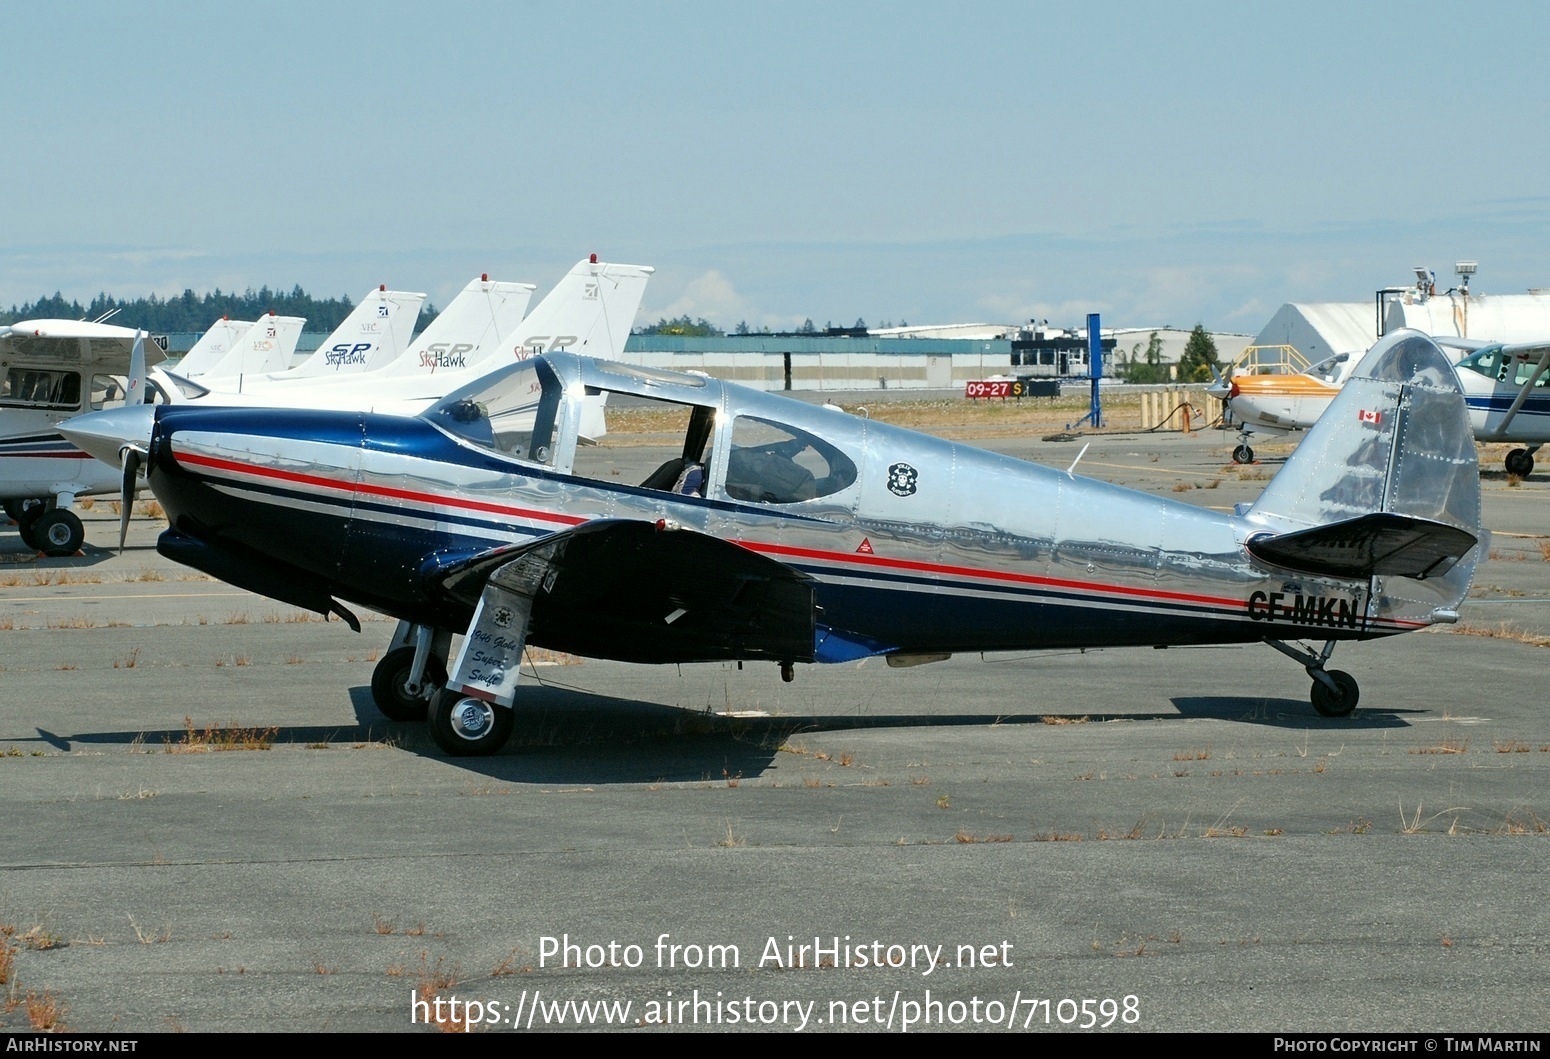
0, 319, 165, 553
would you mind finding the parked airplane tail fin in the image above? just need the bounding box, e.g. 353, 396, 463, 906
284, 288, 427, 378
198, 315, 306, 382
1245, 328, 1483, 623
501, 257, 653, 364
176, 318, 255, 377
385, 277, 538, 379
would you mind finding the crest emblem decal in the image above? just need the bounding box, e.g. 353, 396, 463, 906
887, 463, 918, 497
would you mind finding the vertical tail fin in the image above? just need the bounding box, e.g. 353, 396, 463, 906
498, 258, 653, 366
1246, 329, 1483, 623
386, 277, 538, 378
176, 318, 255, 377
284, 287, 427, 378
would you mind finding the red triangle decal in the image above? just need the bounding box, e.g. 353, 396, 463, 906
856, 538, 874, 554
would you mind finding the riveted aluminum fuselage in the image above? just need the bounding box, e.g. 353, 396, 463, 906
143, 349, 1468, 662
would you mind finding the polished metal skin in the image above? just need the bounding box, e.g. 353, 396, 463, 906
61, 330, 1482, 754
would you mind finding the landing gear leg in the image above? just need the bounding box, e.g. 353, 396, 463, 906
431, 545, 558, 756
1266, 638, 1360, 717
370, 622, 451, 722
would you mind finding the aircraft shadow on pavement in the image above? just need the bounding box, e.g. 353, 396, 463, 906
32, 686, 1414, 784
1170, 695, 1416, 729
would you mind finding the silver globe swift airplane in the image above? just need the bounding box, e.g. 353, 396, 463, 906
63, 330, 1483, 756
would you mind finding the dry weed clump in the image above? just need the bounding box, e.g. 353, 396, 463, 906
166, 717, 278, 753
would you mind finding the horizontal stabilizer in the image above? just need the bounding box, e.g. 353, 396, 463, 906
1247, 512, 1478, 580
426, 519, 816, 664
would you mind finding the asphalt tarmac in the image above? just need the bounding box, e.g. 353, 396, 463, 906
2, 425, 1547, 1033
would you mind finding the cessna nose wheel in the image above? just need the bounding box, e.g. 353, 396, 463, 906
429, 689, 514, 756
1505, 447, 1536, 478
1232, 444, 1254, 464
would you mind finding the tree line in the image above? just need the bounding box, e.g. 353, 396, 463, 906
1, 286, 380, 334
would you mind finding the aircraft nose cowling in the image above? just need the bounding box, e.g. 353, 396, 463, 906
58, 404, 157, 466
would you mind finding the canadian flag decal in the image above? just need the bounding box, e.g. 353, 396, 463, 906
1358, 409, 1382, 425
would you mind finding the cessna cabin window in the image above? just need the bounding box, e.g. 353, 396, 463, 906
1, 368, 82, 410
724, 416, 857, 504
87, 373, 178, 410
430, 360, 561, 466
1456, 348, 1550, 388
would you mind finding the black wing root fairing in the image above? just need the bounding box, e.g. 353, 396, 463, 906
426, 520, 817, 665
1246, 512, 1479, 581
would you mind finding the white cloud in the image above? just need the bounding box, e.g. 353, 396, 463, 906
646, 270, 750, 325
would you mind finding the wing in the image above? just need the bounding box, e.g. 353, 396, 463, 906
425, 519, 817, 665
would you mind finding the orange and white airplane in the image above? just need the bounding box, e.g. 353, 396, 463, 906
1209, 352, 1357, 464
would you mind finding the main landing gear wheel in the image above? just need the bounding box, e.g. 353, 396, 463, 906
29, 509, 84, 557
369, 646, 447, 722
4, 498, 44, 523
1505, 448, 1536, 478
428, 688, 514, 757
1310, 670, 1360, 717
1232, 444, 1254, 464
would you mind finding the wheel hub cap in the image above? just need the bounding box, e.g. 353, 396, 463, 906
451, 700, 494, 739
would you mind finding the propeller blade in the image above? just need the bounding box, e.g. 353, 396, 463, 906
126, 330, 147, 405
119, 447, 141, 554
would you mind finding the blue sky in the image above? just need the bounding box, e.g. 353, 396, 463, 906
4, 1, 1548, 333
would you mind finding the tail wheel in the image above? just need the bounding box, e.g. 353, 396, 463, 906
1232, 444, 1254, 464
429, 688, 514, 756
369, 646, 447, 722
1310, 670, 1359, 717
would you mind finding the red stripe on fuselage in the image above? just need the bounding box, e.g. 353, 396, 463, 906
174, 450, 586, 528
748, 540, 1241, 609
175, 445, 1426, 630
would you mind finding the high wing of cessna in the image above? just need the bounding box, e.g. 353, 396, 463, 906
1214, 339, 1550, 477
0, 320, 165, 554
63, 329, 1483, 757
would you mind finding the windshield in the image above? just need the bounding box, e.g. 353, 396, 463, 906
1306, 353, 1350, 384
427, 359, 562, 465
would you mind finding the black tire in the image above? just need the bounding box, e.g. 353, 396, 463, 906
369, 646, 447, 722
17, 505, 48, 550
1505, 448, 1535, 478
1310, 670, 1359, 717
428, 688, 514, 756
1232, 444, 1254, 465
30, 509, 84, 556
4, 498, 45, 522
